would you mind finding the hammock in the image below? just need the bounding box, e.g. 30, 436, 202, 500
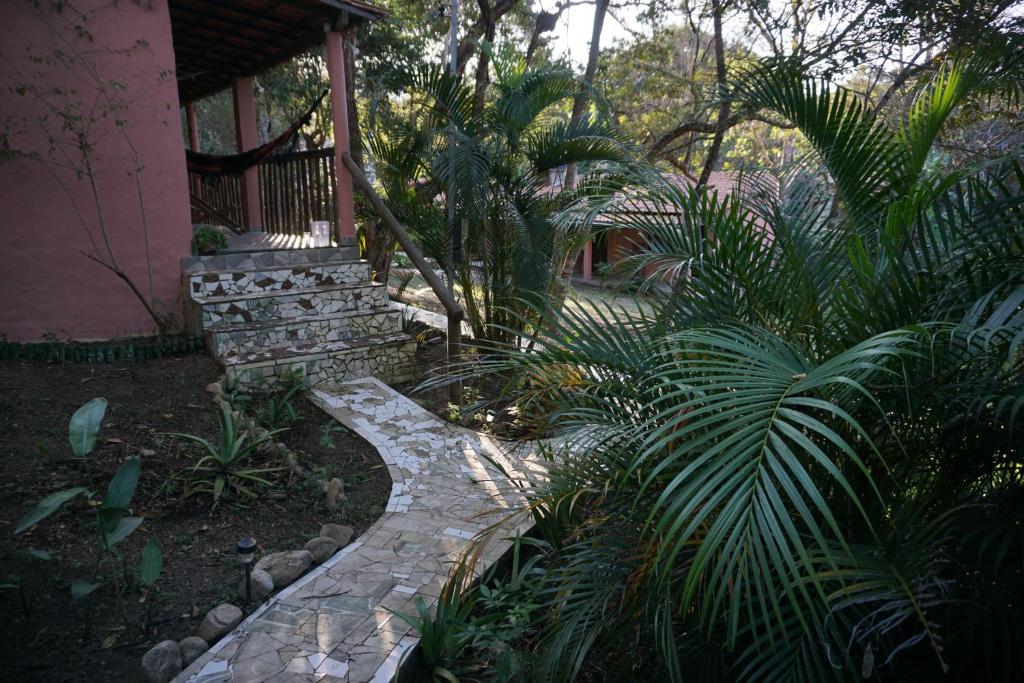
186, 90, 328, 177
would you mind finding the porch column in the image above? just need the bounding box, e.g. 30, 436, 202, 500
185, 102, 201, 196
232, 76, 262, 230
582, 239, 593, 280
325, 28, 355, 240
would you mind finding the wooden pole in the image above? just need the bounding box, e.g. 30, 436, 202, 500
340, 152, 463, 405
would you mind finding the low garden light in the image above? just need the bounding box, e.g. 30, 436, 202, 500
237, 537, 256, 602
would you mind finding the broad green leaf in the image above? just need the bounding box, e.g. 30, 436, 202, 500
103, 516, 143, 548
69, 398, 108, 457
24, 548, 52, 561
14, 487, 89, 534
138, 537, 162, 588
104, 457, 139, 509
70, 579, 101, 602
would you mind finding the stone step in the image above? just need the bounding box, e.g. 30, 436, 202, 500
195, 283, 388, 327
208, 306, 403, 357
181, 244, 358, 274
187, 259, 371, 298
222, 333, 416, 390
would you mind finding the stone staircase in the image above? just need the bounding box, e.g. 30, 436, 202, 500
182, 241, 415, 390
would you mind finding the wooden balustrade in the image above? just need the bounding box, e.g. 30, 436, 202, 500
259, 147, 337, 235
188, 147, 337, 236
189, 174, 243, 227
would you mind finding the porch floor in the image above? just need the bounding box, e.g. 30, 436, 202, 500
224, 231, 354, 253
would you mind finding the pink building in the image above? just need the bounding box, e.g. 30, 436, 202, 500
0, 0, 382, 343
578, 171, 749, 281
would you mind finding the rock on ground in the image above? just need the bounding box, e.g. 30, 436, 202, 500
319, 523, 354, 546
304, 536, 340, 563
198, 603, 243, 643
240, 567, 275, 601
141, 640, 182, 683
178, 636, 209, 667
254, 549, 313, 585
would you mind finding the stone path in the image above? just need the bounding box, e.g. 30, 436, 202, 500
176, 377, 546, 683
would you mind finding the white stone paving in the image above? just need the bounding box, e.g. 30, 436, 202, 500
174, 377, 546, 683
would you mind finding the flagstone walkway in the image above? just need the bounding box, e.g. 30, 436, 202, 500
175, 377, 547, 683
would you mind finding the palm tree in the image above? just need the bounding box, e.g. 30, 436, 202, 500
431, 49, 1024, 681
366, 49, 635, 345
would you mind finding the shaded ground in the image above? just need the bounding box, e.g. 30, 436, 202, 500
0, 354, 389, 682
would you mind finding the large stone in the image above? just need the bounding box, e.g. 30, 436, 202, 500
240, 567, 275, 601
254, 550, 313, 585
319, 523, 354, 547
178, 636, 209, 667
198, 603, 243, 643
141, 640, 182, 683
304, 535, 340, 564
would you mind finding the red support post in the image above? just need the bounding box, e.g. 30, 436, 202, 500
232, 76, 262, 230
185, 102, 201, 196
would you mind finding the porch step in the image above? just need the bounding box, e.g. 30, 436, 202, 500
196, 282, 388, 326
221, 333, 416, 389
181, 244, 358, 274
187, 259, 371, 298
208, 306, 403, 357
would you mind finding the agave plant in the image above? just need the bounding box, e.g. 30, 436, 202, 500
367, 47, 636, 345
432, 49, 1024, 681
164, 401, 286, 506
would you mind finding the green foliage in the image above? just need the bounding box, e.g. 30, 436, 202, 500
68, 397, 107, 457
163, 401, 286, 506
13, 399, 156, 611
429, 49, 1024, 681
369, 50, 636, 345
138, 537, 162, 589
255, 369, 306, 430
190, 226, 228, 255
318, 422, 346, 450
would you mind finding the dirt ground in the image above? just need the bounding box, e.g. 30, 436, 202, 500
0, 354, 390, 682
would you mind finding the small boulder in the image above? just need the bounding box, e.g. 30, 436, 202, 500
178, 636, 209, 667
254, 550, 312, 585
319, 523, 354, 547
323, 477, 347, 511
304, 536, 340, 564
197, 603, 243, 643
205, 382, 223, 396
141, 640, 182, 683
240, 567, 274, 601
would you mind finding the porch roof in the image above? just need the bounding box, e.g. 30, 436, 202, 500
170, 0, 387, 104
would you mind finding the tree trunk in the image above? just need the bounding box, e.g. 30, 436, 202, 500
696, 0, 730, 190
525, 7, 563, 66
562, 0, 609, 191
343, 27, 363, 167
472, 0, 496, 116
344, 27, 392, 282
554, 0, 609, 309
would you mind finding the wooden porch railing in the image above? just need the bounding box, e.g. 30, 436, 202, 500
258, 147, 337, 235
189, 174, 243, 227
188, 147, 337, 235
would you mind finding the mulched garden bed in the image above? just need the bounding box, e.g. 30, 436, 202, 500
395, 330, 532, 439
0, 354, 390, 682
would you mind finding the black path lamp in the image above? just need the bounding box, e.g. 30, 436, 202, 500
237, 537, 256, 602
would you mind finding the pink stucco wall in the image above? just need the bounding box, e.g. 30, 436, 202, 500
0, 0, 191, 342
